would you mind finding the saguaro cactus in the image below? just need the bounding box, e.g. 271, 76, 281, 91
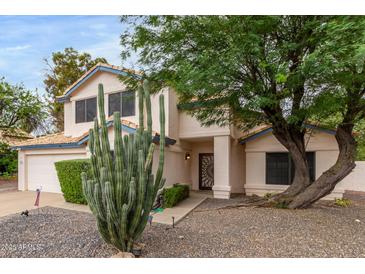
81, 80, 165, 252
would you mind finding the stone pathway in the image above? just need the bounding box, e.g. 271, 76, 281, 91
151, 191, 210, 225
0, 190, 209, 226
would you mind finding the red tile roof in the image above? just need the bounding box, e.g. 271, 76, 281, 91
0, 129, 33, 146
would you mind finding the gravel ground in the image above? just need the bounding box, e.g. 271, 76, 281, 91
0, 207, 118, 258
141, 197, 365, 257
0, 198, 364, 258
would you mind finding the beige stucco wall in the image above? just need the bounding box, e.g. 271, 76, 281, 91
244, 130, 345, 199
245, 130, 338, 153
230, 140, 245, 193
337, 161, 365, 192
178, 112, 231, 139
64, 71, 139, 137
152, 145, 192, 188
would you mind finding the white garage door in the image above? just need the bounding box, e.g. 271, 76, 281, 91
26, 153, 87, 193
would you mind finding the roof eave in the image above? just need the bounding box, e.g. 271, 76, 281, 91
56, 65, 142, 103
239, 124, 337, 145
11, 142, 84, 150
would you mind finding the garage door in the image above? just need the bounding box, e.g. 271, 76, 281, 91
26, 153, 87, 193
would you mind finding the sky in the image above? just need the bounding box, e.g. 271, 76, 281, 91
0, 16, 128, 96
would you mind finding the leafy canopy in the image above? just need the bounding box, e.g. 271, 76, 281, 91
0, 78, 46, 133
121, 16, 365, 135
44, 47, 107, 131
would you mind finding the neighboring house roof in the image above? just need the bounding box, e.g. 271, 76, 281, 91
11, 119, 176, 150
239, 123, 337, 144
0, 128, 33, 146
56, 63, 143, 103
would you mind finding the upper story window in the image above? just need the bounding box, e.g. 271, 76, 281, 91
108, 91, 135, 117
75, 97, 97, 123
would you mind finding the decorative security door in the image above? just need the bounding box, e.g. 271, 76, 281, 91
199, 153, 214, 190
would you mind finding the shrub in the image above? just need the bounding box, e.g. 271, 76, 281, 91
274, 200, 289, 209
163, 183, 190, 208
0, 142, 17, 177
334, 198, 351, 207
264, 192, 275, 199
55, 159, 91, 204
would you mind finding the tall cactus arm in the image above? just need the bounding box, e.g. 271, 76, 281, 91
96, 217, 111, 244
81, 174, 98, 215
128, 150, 147, 236
97, 83, 107, 126
88, 129, 95, 154
114, 111, 125, 205
144, 143, 155, 172
119, 178, 136, 250
125, 178, 136, 213
154, 94, 165, 189
134, 175, 155, 239
119, 204, 129, 251
93, 118, 103, 176
143, 80, 153, 137
114, 111, 124, 171
138, 85, 144, 133
97, 84, 113, 184
107, 211, 125, 251
93, 183, 106, 221
104, 181, 119, 222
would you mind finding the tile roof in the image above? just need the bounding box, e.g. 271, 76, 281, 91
12, 119, 175, 150
0, 129, 33, 146
13, 132, 87, 147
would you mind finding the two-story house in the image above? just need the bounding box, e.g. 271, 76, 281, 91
13, 63, 365, 199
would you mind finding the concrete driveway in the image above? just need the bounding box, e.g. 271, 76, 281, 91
0, 191, 90, 217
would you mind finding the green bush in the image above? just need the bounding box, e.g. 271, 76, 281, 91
0, 142, 17, 177
334, 198, 351, 207
163, 183, 190, 208
55, 159, 91, 204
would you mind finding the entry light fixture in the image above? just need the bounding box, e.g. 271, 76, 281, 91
185, 152, 191, 160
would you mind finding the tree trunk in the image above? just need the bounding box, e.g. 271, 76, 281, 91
288, 123, 357, 209
270, 125, 311, 199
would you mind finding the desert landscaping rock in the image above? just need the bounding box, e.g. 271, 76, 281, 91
141, 197, 365, 257
111, 252, 135, 258
0, 198, 364, 258
0, 207, 118, 258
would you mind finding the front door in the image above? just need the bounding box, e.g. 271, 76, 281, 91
199, 153, 214, 190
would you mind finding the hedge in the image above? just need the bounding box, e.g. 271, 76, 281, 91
0, 142, 17, 178
163, 184, 190, 208
54, 159, 92, 204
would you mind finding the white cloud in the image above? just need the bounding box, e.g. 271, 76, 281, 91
89, 23, 107, 30
81, 37, 122, 66
1, 44, 31, 52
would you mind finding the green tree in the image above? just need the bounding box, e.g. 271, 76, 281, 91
0, 142, 17, 178
120, 16, 365, 208
0, 78, 46, 133
44, 47, 107, 132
